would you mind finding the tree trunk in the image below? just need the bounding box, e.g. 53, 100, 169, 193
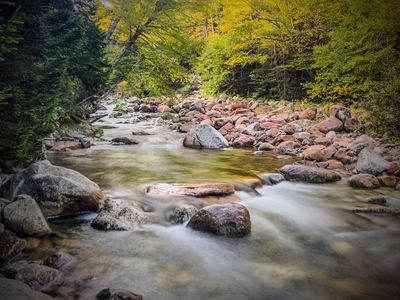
105, 16, 120, 43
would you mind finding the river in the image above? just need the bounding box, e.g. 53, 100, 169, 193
43, 107, 400, 300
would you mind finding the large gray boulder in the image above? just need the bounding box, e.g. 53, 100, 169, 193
0, 278, 54, 300
187, 203, 251, 237
0, 198, 10, 222
3, 195, 52, 237
91, 199, 147, 231
183, 125, 229, 149
356, 148, 390, 175
0, 160, 104, 217
0, 261, 64, 292
280, 164, 341, 183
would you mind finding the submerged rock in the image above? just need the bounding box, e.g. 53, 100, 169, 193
280, 164, 341, 183
0, 261, 64, 292
183, 125, 229, 149
349, 174, 380, 189
91, 199, 147, 231
97, 288, 143, 300
0, 160, 104, 217
111, 136, 139, 145
0, 230, 26, 263
44, 251, 75, 271
356, 148, 390, 175
187, 203, 251, 237
3, 195, 52, 237
0, 278, 54, 300
259, 173, 285, 185
165, 204, 198, 225
146, 183, 235, 198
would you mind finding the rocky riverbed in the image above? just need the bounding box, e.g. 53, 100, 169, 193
0, 93, 399, 300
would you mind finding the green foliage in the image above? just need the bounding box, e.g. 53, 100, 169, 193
0, 0, 107, 167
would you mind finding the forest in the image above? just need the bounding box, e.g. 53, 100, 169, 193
0, 0, 399, 168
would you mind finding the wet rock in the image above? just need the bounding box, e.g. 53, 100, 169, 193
280, 164, 341, 183
178, 123, 192, 133
349, 174, 380, 189
232, 135, 255, 147
146, 183, 235, 198
258, 143, 275, 151
276, 141, 300, 155
356, 148, 390, 175
326, 159, 343, 170
259, 173, 285, 185
97, 288, 143, 300
3, 195, 52, 237
0, 278, 54, 300
187, 203, 251, 237
111, 136, 139, 145
0, 160, 103, 217
91, 199, 146, 231
0, 261, 64, 292
243, 178, 263, 188
314, 117, 343, 134
44, 251, 75, 271
166, 204, 198, 225
301, 145, 336, 162
0, 230, 26, 263
183, 125, 229, 149
377, 175, 397, 188
365, 196, 388, 205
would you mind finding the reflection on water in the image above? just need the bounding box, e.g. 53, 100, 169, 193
45, 119, 400, 300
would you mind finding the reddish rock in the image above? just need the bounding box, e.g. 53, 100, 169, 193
387, 163, 400, 176
235, 124, 247, 133
220, 122, 234, 132
326, 159, 344, 169
314, 117, 343, 134
344, 118, 356, 132
329, 104, 345, 117
258, 143, 275, 151
157, 105, 172, 114
200, 119, 213, 126
307, 127, 325, 138
349, 174, 380, 189
213, 118, 230, 129
377, 175, 397, 188
260, 121, 280, 130
293, 132, 311, 141
230, 102, 247, 110
299, 108, 317, 120
232, 135, 255, 147
206, 110, 221, 118
193, 113, 209, 121
315, 137, 332, 146
301, 145, 336, 162
146, 183, 235, 198
235, 108, 250, 114
235, 116, 249, 126
265, 127, 281, 138
212, 104, 226, 111
347, 135, 374, 152
250, 102, 259, 110
51, 141, 82, 151
276, 141, 300, 155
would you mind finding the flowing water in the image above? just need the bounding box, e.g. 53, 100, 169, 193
41, 110, 400, 300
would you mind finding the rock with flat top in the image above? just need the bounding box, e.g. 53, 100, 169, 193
280, 164, 341, 183
356, 148, 390, 175
146, 183, 235, 198
0, 278, 54, 300
188, 203, 251, 237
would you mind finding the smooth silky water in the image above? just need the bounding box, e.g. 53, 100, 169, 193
40, 116, 400, 300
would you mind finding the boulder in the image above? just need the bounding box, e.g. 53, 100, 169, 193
97, 288, 143, 300
51, 140, 82, 151
377, 175, 397, 188
0, 230, 26, 263
146, 183, 235, 198
276, 141, 300, 155
183, 125, 229, 149
259, 173, 285, 185
281, 123, 302, 135
0, 261, 64, 292
0, 278, 54, 300
187, 203, 251, 237
349, 174, 380, 189
301, 145, 336, 162
258, 143, 275, 151
314, 117, 343, 134
165, 204, 198, 225
3, 195, 52, 237
0, 198, 10, 222
280, 164, 341, 183
365, 196, 388, 205
111, 136, 139, 145
344, 118, 356, 132
0, 160, 103, 217
334, 107, 352, 122
356, 148, 390, 175
91, 199, 146, 231
326, 159, 343, 170
232, 135, 255, 147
